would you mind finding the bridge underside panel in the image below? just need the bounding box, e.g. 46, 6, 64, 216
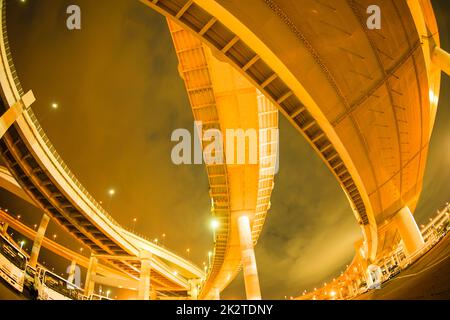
142, 0, 436, 259
213, 0, 430, 225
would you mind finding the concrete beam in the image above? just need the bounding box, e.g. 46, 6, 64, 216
0, 91, 34, 138
432, 47, 450, 76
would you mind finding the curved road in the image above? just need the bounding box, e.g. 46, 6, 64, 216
358, 234, 450, 300
0, 280, 26, 300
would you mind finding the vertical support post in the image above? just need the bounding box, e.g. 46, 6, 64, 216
236, 213, 262, 300
67, 260, 77, 284
189, 279, 200, 300
213, 287, 220, 300
29, 214, 50, 268
138, 251, 152, 300
394, 206, 424, 255
85, 255, 98, 297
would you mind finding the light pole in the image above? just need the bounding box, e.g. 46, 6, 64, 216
211, 219, 219, 243
107, 189, 115, 211
20, 240, 25, 251
132, 218, 137, 232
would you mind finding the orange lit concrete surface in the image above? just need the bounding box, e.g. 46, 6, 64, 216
141, 0, 448, 298
0, 0, 448, 300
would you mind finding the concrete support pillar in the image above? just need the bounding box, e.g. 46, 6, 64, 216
138, 251, 152, 300
236, 214, 261, 300
0, 91, 34, 139
432, 47, 450, 76
2, 222, 8, 236
212, 288, 220, 300
189, 279, 200, 300
29, 214, 50, 268
84, 255, 98, 297
394, 206, 424, 256
67, 260, 77, 284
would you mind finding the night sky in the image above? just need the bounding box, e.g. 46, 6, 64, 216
0, 0, 449, 299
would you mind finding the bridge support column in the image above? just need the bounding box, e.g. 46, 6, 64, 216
29, 213, 50, 268
0, 91, 35, 139
67, 260, 77, 284
188, 279, 200, 300
394, 206, 424, 256
138, 251, 152, 300
85, 255, 98, 297
236, 214, 262, 300
1, 222, 8, 236
213, 288, 220, 300
432, 47, 450, 76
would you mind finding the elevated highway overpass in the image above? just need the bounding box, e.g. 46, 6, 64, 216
140, 0, 449, 297
0, 0, 203, 299
0, 167, 203, 296
1, 0, 448, 300
167, 19, 278, 300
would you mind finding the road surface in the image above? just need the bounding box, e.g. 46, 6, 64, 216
358, 233, 450, 300
0, 278, 26, 300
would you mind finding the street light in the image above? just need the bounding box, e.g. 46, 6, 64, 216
20, 240, 25, 250
132, 218, 137, 232
211, 219, 219, 230
53, 234, 57, 240
211, 219, 219, 242
106, 290, 111, 299
186, 248, 190, 258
